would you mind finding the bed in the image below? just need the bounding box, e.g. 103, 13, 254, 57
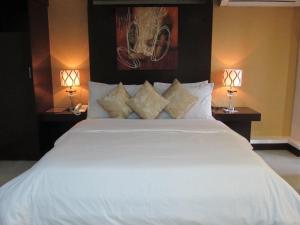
0, 118, 300, 225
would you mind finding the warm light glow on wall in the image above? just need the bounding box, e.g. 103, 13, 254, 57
60, 70, 80, 87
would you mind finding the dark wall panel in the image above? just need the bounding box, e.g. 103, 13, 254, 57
29, 0, 53, 113
0, 33, 38, 159
88, 0, 213, 84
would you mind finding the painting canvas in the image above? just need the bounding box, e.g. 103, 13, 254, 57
116, 7, 178, 70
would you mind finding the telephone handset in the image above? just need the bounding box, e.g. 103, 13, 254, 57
72, 104, 88, 115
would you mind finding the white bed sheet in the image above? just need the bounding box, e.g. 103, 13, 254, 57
0, 119, 300, 225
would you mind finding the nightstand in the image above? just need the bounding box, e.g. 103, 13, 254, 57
212, 107, 261, 141
38, 110, 87, 157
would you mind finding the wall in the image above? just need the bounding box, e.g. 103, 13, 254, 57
212, 6, 300, 137
48, 1, 300, 138
292, 9, 300, 145
48, 0, 90, 107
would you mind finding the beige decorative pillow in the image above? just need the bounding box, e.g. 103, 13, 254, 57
127, 81, 169, 119
98, 83, 132, 118
163, 79, 198, 119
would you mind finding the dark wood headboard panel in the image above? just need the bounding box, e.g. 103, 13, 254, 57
88, 0, 213, 84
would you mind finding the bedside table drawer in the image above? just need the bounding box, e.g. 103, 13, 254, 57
38, 111, 87, 157
213, 113, 261, 122
212, 107, 261, 141
39, 113, 87, 122
222, 121, 251, 141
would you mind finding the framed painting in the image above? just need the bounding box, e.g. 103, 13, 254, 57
116, 7, 178, 70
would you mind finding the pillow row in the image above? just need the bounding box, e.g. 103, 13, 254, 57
99, 81, 168, 119
98, 80, 197, 119
88, 80, 214, 119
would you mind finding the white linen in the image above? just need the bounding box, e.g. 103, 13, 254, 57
184, 83, 213, 119
154, 80, 208, 88
88, 81, 141, 118
1, 119, 300, 225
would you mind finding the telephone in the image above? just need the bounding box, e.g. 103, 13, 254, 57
72, 104, 88, 115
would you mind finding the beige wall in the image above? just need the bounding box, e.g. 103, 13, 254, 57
292, 59, 300, 142
292, 9, 300, 143
212, 6, 300, 137
48, 1, 300, 138
48, 0, 90, 107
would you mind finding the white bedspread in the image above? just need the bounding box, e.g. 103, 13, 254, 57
1, 119, 300, 225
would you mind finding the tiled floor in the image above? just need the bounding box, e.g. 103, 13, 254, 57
256, 150, 300, 194
0, 160, 35, 186
0, 150, 299, 194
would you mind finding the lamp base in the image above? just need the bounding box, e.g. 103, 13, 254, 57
66, 88, 76, 112
223, 108, 238, 113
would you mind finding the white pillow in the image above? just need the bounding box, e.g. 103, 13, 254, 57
156, 82, 214, 119
87, 81, 141, 118
154, 80, 208, 94
184, 83, 214, 119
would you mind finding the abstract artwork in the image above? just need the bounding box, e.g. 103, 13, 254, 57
116, 7, 178, 70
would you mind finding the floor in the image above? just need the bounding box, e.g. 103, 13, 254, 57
0, 160, 35, 187
0, 150, 299, 194
256, 150, 300, 194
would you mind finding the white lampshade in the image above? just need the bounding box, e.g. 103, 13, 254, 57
60, 70, 80, 88
223, 69, 242, 87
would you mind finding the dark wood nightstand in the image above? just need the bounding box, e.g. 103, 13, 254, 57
38, 109, 87, 157
212, 107, 261, 141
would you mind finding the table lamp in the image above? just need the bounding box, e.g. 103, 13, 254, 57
223, 69, 242, 113
60, 69, 80, 110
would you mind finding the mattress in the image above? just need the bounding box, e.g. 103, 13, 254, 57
0, 119, 300, 225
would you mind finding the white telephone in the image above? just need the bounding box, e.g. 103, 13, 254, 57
72, 104, 88, 115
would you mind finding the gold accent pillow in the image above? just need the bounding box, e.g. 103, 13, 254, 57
163, 79, 198, 119
98, 83, 133, 118
127, 81, 169, 119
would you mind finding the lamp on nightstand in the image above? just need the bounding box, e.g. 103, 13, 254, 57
223, 69, 242, 113
60, 69, 80, 110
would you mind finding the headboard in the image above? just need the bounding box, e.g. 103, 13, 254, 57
88, 0, 213, 84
